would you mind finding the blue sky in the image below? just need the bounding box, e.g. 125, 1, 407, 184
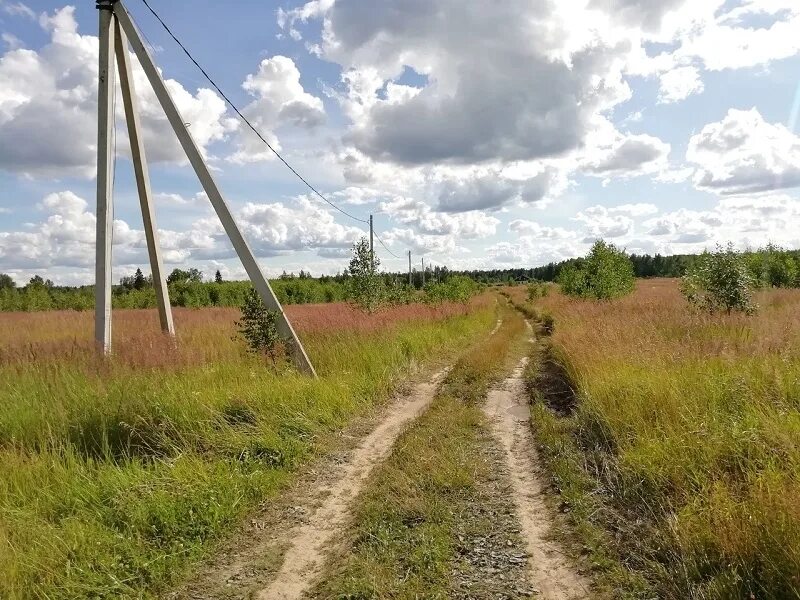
1, 0, 800, 284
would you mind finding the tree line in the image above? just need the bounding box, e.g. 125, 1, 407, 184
3, 244, 800, 312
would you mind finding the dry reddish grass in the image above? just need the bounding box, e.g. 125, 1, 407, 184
532, 278, 800, 363
522, 278, 800, 597
0, 296, 492, 369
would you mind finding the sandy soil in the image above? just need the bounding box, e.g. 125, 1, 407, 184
253, 371, 444, 599
483, 356, 589, 600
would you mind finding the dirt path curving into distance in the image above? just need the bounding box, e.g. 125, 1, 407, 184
483, 354, 589, 600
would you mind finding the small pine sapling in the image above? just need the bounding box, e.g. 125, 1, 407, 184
235, 288, 288, 363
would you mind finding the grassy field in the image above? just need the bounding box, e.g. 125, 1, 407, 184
518, 279, 800, 598
314, 303, 529, 598
0, 297, 495, 599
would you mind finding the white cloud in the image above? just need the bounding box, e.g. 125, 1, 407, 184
575, 205, 635, 238
658, 65, 704, 103
508, 219, 576, 240
298, 0, 633, 167
0, 6, 236, 178
582, 132, 670, 178
380, 196, 498, 238
383, 227, 461, 256
228, 56, 325, 164
641, 193, 800, 252
0, 190, 367, 274
687, 108, 800, 194
435, 170, 557, 213
676, 2, 800, 71
1, 1, 35, 19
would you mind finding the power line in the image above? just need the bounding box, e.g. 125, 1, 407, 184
133, 0, 409, 264
136, 0, 368, 225
373, 230, 402, 259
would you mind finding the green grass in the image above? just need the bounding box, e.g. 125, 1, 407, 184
0, 307, 495, 599
314, 305, 527, 598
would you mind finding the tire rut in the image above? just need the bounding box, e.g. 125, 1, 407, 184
483, 356, 589, 600
256, 371, 444, 599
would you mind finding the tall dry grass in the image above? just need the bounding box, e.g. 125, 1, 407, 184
528, 279, 800, 598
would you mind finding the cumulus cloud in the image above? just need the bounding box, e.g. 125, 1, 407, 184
676, 2, 800, 71
293, 0, 633, 166
0, 7, 236, 178
575, 205, 635, 239
435, 170, 556, 213
508, 219, 576, 240
382, 227, 461, 256
589, 0, 687, 32
658, 65, 704, 103
0, 191, 366, 274
641, 194, 800, 252
380, 196, 498, 238
582, 132, 670, 178
228, 56, 326, 163
687, 108, 800, 195
0, 191, 136, 269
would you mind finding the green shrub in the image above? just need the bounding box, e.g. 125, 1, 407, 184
526, 280, 550, 301
346, 237, 385, 312
424, 276, 480, 305
681, 243, 757, 314
746, 243, 798, 288
235, 288, 287, 363
558, 240, 635, 300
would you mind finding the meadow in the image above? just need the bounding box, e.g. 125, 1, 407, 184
520, 279, 800, 598
0, 296, 495, 599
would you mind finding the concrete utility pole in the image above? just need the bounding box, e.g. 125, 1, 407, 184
114, 18, 174, 336
369, 214, 374, 267
95, 1, 317, 376
95, 0, 117, 354
408, 251, 412, 286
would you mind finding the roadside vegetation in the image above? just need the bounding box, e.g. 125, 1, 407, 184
518, 279, 800, 598
0, 238, 481, 312
681, 242, 757, 314
558, 240, 635, 300
0, 294, 495, 599
314, 303, 530, 598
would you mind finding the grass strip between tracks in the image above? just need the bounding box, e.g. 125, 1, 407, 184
313, 303, 528, 598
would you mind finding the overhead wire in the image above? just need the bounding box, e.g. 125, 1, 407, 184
373, 230, 402, 259
136, 0, 370, 226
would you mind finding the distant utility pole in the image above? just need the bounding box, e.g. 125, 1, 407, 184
408, 251, 412, 286
422, 257, 425, 286
369, 214, 374, 267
